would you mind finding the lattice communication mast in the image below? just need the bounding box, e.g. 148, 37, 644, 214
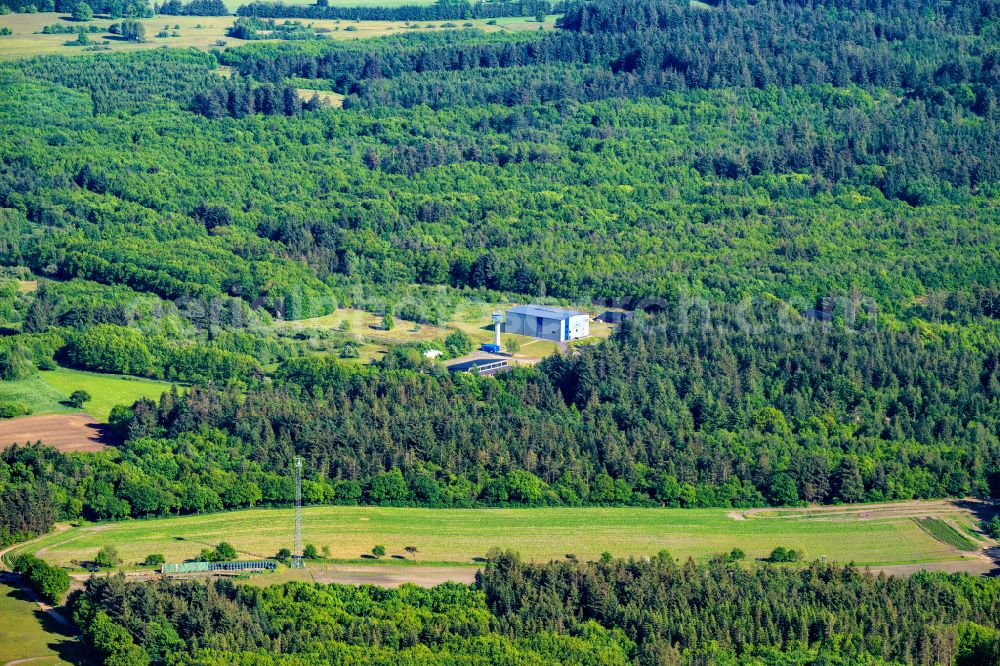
292, 457, 304, 568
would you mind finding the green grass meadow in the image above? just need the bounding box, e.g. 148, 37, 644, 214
38, 367, 179, 421
0, 373, 77, 417
21, 505, 965, 571
0, 582, 80, 665
0, 367, 179, 422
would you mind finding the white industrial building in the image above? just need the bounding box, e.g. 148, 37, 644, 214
505, 305, 589, 342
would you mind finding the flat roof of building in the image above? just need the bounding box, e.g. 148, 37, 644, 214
507, 304, 586, 320
445, 354, 510, 374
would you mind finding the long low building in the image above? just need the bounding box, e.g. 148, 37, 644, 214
445, 354, 510, 375
505, 305, 589, 341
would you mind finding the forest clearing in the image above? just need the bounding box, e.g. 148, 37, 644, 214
10, 500, 997, 577
0, 11, 555, 59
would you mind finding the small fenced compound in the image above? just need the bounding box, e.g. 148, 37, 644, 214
162, 560, 277, 574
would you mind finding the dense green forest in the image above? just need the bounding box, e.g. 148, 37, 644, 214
67, 553, 1000, 664
1, 0, 999, 546
3, 303, 998, 542
0, 0, 998, 662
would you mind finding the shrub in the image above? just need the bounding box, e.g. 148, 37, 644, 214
303, 543, 318, 559
143, 553, 165, 566
0, 401, 31, 418
67, 389, 91, 408
95, 545, 121, 568
766, 547, 803, 563
200, 541, 238, 561
983, 516, 1000, 539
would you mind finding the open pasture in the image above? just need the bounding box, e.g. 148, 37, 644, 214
0, 373, 77, 418
0, 366, 178, 424
0, 581, 80, 665
0, 11, 553, 59
17, 501, 992, 573
37, 367, 178, 422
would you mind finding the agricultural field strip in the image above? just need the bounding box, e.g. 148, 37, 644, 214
13, 503, 980, 572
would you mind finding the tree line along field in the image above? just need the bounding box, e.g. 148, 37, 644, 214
12, 501, 994, 573
0, 10, 555, 60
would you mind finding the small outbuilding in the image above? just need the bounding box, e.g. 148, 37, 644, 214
505, 305, 589, 341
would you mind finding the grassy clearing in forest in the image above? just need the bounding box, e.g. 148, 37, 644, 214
18, 503, 974, 572
37, 367, 179, 422
218, 0, 437, 10
0, 367, 178, 422
296, 87, 345, 107
0, 373, 77, 417
0, 11, 554, 59
288, 302, 613, 361
0, 582, 80, 665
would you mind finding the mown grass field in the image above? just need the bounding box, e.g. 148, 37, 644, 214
0, 11, 558, 59
37, 367, 179, 421
0, 582, 80, 665
0, 367, 178, 422
17, 503, 978, 572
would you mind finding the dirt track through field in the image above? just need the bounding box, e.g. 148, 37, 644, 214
0, 413, 112, 452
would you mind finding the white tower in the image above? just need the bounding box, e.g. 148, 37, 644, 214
492, 311, 503, 347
